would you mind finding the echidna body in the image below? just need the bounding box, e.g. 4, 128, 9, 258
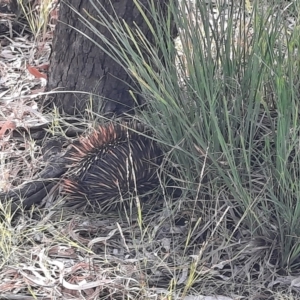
63, 121, 163, 210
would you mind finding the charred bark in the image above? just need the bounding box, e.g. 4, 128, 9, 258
45, 0, 177, 117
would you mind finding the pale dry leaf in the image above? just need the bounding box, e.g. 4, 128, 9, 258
183, 296, 233, 300
88, 228, 118, 247
61, 278, 114, 291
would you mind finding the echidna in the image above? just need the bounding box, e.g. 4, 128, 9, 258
0, 120, 164, 213
62, 121, 163, 210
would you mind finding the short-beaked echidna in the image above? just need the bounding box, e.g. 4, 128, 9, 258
62, 121, 163, 210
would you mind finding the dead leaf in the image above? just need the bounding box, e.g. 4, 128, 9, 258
0, 120, 16, 139
26, 63, 47, 79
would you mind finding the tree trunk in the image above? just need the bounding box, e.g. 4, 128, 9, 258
45, 0, 176, 117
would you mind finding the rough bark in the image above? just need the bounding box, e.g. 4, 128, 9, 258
45, 0, 176, 116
